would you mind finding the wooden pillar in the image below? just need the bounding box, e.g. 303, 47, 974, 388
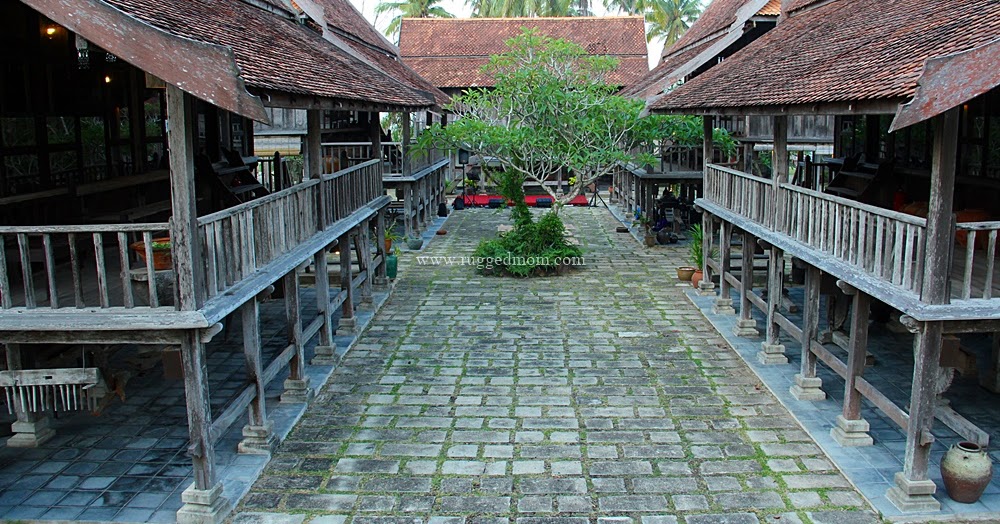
733, 231, 759, 337
713, 221, 735, 314
337, 231, 356, 335
310, 246, 335, 365
773, 115, 788, 184
403, 184, 415, 239
238, 297, 276, 454
281, 269, 311, 403
698, 213, 716, 295
358, 219, 374, 308
831, 283, 873, 446
703, 116, 714, 172
307, 109, 322, 178
374, 209, 388, 289
176, 330, 229, 524
368, 112, 382, 169
757, 242, 787, 364
166, 86, 204, 311
791, 266, 825, 400
402, 112, 411, 176
887, 109, 958, 513
4, 344, 55, 447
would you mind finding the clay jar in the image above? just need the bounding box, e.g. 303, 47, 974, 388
940, 441, 993, 503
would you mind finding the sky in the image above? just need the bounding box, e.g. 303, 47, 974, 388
347, 0, 666, 69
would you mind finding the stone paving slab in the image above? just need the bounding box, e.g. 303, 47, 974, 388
232, 207, 881, 523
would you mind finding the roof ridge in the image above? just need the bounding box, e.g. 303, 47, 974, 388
400, 15, 645, 21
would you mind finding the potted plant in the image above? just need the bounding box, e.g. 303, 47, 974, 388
688, 224, 705, 287
383, 218, 401, 254
406, 236, 424, 250
130, 237, 172, 270
633, 214, 655, 247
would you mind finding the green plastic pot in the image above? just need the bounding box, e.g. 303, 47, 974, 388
386, 254, 398, 279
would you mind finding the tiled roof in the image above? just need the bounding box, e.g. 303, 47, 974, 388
623, 0, 774, 101
103, 0, 437, 109
619, 37, 719, 99
312, 0, 450, 106
650, 0, 1000, 112
756, 0, 782, 16
398, 17, 648, 88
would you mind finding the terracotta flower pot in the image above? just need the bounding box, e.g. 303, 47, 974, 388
691, 269, 704, 288
643, 234, 656, 247
677, 266, 697, 281
941, 441, 993, 503
130, 237, 172, 271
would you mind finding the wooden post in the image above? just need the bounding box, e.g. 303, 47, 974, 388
831, 283, 873, 446
887, 109, 958, 513
791, 266, 825, 400
310, 246, 335, 365
402, 112, 411, 176
336, 231, 356, 335
733, 231, 759, 337
358, 219, 374, 308
773, 115, 788, 184
166, 86, 205, 311
698, 213, 716, 295
703, 116, 714, 171
713, 221, 735, 314
374, 209, 389, 289
281, 269, 311, 403
368, 111, 382, 168
307, 109, 322, 178
238, 297, 276, 454
176, 330, 229, 524
758, 243, 787, 364
4, 344, 55, 447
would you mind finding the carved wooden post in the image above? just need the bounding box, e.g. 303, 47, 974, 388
337, 231, 357, 335
758, 241, 787, 364
831, 282, 873, 446
238, 296, 275, 454
887, 109, 958, 513
4, 344, 55, 447
733, 230, 759, 337
791, 265, 825, 400
713, 221, 735, 314
281, 269, 311, 403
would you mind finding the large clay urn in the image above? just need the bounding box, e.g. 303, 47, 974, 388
940, 441, 993, 503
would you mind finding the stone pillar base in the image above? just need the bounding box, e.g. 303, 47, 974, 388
311, 345, 337, 365
886, 472, 940, 513
336, 317, 357, 336
757, 342, 788, 365
280, 377, 313, 404
789, 374, 826, 401
830, 415, 874, 447
7, 418, 55, 448
176, 483, 231, 524
733, 318, 759, 338
238, 421, 277, 455
712, 297, 735, 315
360, 294, 374, 309
697, 280, 716, 296
373, 277, 389, 291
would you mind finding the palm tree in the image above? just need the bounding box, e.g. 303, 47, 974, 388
468, 0, 575, 17
644, 0, 701, 45
376, 0, 454, 39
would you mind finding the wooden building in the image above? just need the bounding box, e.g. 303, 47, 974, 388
0, 0, 438, 522
651, 0, 1000, 514
397, 16, 649, 96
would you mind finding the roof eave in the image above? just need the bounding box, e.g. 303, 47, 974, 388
651, 98, 908, 116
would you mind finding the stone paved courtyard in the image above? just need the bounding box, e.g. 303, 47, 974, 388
232, 206, 882, 524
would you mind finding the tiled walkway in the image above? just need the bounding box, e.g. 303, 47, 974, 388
233, 206, 881, 524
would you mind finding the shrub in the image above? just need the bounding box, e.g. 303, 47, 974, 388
473, 210, 583, 277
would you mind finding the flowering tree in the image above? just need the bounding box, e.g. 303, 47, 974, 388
420, 29, 664, 211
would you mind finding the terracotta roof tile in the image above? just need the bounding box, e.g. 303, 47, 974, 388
668, 0, 755, 52
104, 0, 437, 109
399, 17, 648, 88
650, 0, 1000, 112
620, 36, 719, 98
756, 0, 781, 16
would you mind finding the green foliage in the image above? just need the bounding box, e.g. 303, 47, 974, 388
472, 210, 583, 277
375, 0, 454, 39
417, 29, 664, 210
150, 240, 171, 250
688, 223, 704, 268
644, 0, 701, 45
468, 0, 578, 17
653, 115, 738, 159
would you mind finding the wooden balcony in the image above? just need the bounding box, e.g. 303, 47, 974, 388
701, 163, 1000, 321
0, 160, 387, 341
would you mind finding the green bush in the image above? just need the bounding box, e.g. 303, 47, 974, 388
473, 211, 583, 277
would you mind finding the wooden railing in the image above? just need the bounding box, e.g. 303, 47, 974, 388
705, 164, 774, 227
954, 222, 1000, 300
777, 184, 927, 294
320, 141, 446, 176
0, 223, 171, 309
198, 160, 382, 300
706, 163, 926, 295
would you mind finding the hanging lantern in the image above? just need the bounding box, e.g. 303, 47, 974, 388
75, 34, 90, 69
